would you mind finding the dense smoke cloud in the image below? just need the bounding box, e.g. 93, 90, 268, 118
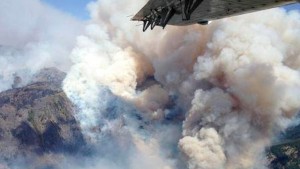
0, 0, 299, 168
0, 0, 83, 92
179, 10, 300, 169
63, 0, 300, 169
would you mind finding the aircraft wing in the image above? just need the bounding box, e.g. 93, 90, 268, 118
133, 0, 298, 31
132, 0, 184, 31
132, 0, 167, 21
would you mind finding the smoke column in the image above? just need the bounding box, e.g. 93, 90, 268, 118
0, 0, 83, 92
63, 0, 300, 169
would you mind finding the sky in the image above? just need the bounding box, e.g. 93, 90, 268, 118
42, 0, 300, 20
41, 0, 95, 20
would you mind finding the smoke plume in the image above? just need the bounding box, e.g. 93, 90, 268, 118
0, 0, 299, 168
0, 0, 83, 92
62, 0, 300, 169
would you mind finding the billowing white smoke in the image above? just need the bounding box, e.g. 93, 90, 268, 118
0, 0, 83, 92
179, 10, 300, 169
63, 0, 300, 169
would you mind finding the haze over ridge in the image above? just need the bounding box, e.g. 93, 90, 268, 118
0, 0, 300, 169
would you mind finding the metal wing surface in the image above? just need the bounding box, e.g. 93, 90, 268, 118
132, 0, 297, 31
183, 0, 296, 24
132, 0, 168, 21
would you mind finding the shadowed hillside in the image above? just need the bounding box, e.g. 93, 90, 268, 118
0, 68, 86, 168
0, 67, 299, 169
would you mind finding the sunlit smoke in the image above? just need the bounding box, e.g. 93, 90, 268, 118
52, 0, 300, 168
0, 0, 83, 92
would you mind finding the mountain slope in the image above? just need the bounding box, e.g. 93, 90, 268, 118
0, 68, 86, 168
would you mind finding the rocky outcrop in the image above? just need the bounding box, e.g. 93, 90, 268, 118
0, 67, 299, 169
268, 139, 300, 169
268, 122, 300, 169
0, 68, 85, 168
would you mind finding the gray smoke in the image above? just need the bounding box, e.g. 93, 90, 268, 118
63, 0, 300, 169
0, 0, 83, 92
0, 0, 299, 168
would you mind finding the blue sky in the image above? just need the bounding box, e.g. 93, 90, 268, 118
42, 0, 95, 20
42, 0, 300, 20
285, 3, 300, 11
